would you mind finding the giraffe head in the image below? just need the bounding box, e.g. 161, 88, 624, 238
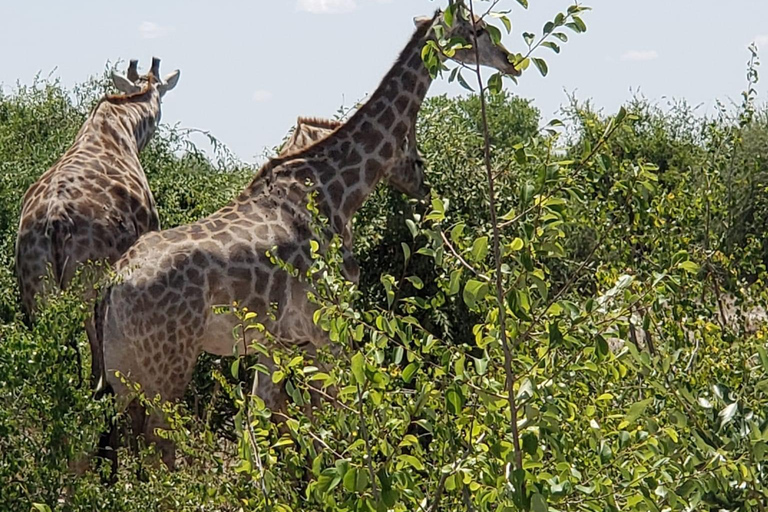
111, 57, 181, 97
416, 3, 520, 76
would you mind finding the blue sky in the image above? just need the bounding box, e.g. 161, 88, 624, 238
1, 0, 767, 161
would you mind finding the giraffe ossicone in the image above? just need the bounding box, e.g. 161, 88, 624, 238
98, 9, 517, 469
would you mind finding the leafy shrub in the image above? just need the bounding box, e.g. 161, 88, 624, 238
2, 5, 768, 511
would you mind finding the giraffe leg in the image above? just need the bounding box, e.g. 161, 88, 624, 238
85, 316, 101, 390
256, 355, 292, 428
95, 381, 119, 484
143, 408, 177, 470
127, 400, 147, 452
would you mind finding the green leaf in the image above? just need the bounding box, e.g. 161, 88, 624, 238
600, 441, 613, 463
678, 260, 700, 274
444, 3, 455, 27
405, 219, 418, 238
472, 355, 488, 375
353, 323, 365, 342
486, 24, 502, 46
548, 321, 562, 345
405, 276, 424, 290
272, 437, 294, 448
625, 397, 653, 424
343, 467, 358, 492
446, 386, 465, 414
471, 236, 489, 262
487, 72, 503, 94
32, 505, 52, 512
356, 467, 369, 492
615, 106, 628, 124
456, 70, 474, 92
514, 147, 527, 165
401, 242, 411, 263
398, 454, 425, 471
532, 58, 549, 77
272, 370, 285, 384
402, 362, 419, 383
510, 237, 524, 251
522, 432, 538, 455
531, 493, 548, 512
542, 41, 560, 53
757, 346, 768, 370
231, 358, 240, 379
351, 352, 366, 385
448, 270, 462, 296
523, 32, 535, 46
463, 279, 488, 309
398, 434, 419, 448
572, 15, 587, 32
450, 223, 465, 243
425, 198, 446, 222
382, 489, 398, 507
496, 14, 512, 33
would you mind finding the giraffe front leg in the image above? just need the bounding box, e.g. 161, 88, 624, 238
85, 316, 102, 390
341, 247, 360, 285
143, 408, 177, 470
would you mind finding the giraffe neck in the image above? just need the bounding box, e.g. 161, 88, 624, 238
274, 12, 441, 234
76, 88, 162, 155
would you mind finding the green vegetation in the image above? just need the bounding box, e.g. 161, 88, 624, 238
2, 2, 768, 511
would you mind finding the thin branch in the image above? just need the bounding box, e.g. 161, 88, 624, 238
246, 371, 273, 512
429, 408, 482, 512
499, 119, 625, 229
243, 325, 272, 512
468, 0, 523, 479
272, 410, 345, 459
440, 231, 491, 281
356, 383, 380, 501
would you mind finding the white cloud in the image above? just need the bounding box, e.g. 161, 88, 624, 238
620, 50, 659, 62
296, 0, 357, 14
252, 90, 273, 102
138, 21, 174, 39
752, 34, 768, 48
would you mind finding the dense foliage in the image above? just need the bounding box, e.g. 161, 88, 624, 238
2, 2, 768, 510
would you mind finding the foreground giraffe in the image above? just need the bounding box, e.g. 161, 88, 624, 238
98, 9, 518, 468
15, 58, 180, 385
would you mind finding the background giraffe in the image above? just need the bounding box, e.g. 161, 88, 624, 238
97, 8, 517, 468
280, 115, 429, 283
15, 57, 180, 386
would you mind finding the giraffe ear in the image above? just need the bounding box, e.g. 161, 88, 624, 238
159, 70, 181, 94
111, 71, 141, 95
413, 15, 432, 26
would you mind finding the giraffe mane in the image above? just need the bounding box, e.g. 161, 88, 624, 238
244, 9, 440, 192
296, 116, 343, 130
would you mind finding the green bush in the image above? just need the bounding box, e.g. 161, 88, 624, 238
2, 7, 768, 511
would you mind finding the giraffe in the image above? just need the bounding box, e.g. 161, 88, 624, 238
14, 57, 180, 387
97, 8, 518, 468
280, 115, 429, 283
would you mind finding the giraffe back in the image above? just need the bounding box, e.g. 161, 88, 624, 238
15, 59, 179, 319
